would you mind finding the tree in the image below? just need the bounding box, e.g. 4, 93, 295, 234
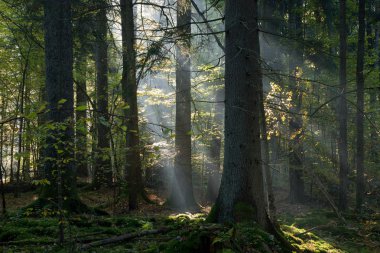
167, 0, 198, 210
73, 4, 91, 179
338, 0, 349, 211
288, 0, 305, 203
120, 0, 143, 210
356, 0, 365, 211
206, 85, 224, 202
210, 0, 269, 229
38, 0, 85, 211
93, 0, 112, 187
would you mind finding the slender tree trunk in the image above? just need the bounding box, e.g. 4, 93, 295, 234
14, 54, 29, 198
288, 0, 305, 203
259, 89, 276, 218
93, 0, 112, 187
0, 97, 6, 215
75, 46, 89, 178
356, 0, 365, 212
338, 0, 349, 211
211, 0, 269, 230
167, 0, 197, 210
9, 126, 15, 183
23, 82, 32, 182
120, 0, 143, 210
206, 86, 223, 202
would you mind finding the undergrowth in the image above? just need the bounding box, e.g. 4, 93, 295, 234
0, 210, 379, 252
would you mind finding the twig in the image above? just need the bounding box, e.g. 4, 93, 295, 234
80, 227, 171, 250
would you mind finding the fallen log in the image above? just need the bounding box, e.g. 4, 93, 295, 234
80, 227, 171, 250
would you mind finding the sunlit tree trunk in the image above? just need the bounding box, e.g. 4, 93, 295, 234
211, 0, 269, 229
93, 0, 112, 187
356, 0, 365, 212
206, 86, 223, 202
338, 0, 349, 211
168, 0, 198, 210
120, 0, 143, 210
259, 0, 278, 217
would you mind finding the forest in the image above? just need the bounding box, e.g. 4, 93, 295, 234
0, 0, 379, 252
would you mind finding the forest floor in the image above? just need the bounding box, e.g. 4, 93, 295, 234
0, 187, 379, 253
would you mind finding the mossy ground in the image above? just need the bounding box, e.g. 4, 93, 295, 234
0, 190, 379, 252
280, 210, 380, 253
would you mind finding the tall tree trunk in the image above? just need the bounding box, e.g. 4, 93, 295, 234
338, 0, 349, 211
259, 89, 276, 218
75, 34, 89, 179
40, 0, 82, 210
206, 86, 223, 202
288, 0, 305, 203
0, 97, 6, 215
167, 0, 197, 210
211, 0, 269, 230
356, 0, 365, 212
120, 0, 143, 210
93, 0, 112, 187
9, 126, 15, 183
14, 52, 29, 198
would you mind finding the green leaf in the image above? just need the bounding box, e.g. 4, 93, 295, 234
76, 105, 87, 111
58, 98, 67, 105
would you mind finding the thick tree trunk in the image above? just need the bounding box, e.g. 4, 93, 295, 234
120, 0, 143, 210
288, 0, 305, 204
356, 0, 365, 212
167, 0, 197, 210
39, 0, 83, 210
211, 0, 269, 230
93, 0, 112, 187
338, 0, 349, 211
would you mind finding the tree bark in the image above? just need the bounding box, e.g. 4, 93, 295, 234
211, 0, 269, 230
338, 0, 349, 211
120, 0, 143, 210
167, 0, 198, 210
39, 0, 82, 210
93, 0, 112, 187
356, 0, 365, 212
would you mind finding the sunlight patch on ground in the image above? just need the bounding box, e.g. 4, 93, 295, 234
282, 224, 345, 253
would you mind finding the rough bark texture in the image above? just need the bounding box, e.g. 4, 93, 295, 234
212, 0, 269, 230
120, 0, 143, 210
338, 0, 349, 211
356, 0, 365, 211
167, 0, 197, 210
288, 0, 305, 204
40, 0, 80, 208
93, 0, 112, 187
